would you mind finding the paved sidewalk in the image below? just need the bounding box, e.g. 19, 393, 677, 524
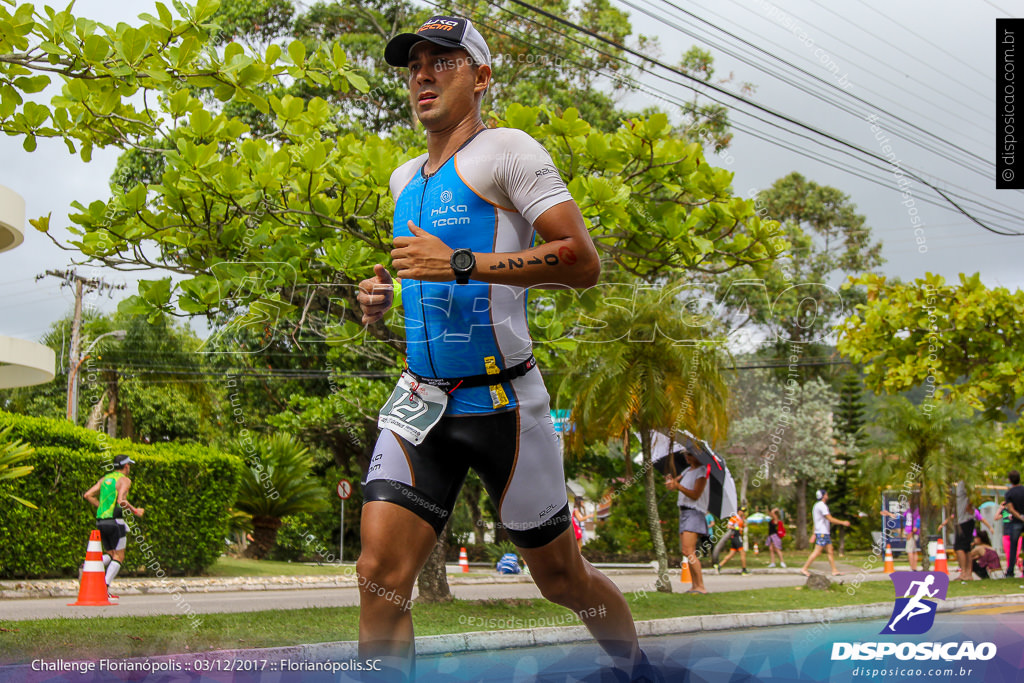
0, 562, 889, 600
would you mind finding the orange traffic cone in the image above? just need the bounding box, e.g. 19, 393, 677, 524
680, 556, 693, 584
753, 543, 760, 556
69, 530, 113, 606
459, 546, 469, 573
934, 538, 949, 575
883, 544, 895, 574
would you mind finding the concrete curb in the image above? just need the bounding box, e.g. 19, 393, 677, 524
0, 574, 542, 600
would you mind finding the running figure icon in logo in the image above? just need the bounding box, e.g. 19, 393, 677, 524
884, 571, 949, 635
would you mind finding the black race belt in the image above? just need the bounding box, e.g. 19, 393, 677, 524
405, 356, 537, 393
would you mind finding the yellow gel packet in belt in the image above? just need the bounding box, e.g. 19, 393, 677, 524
484, 356, 510, 409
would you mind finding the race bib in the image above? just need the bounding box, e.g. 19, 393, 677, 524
378, 373, 448, 445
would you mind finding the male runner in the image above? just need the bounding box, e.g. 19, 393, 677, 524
800, 489, 850, 577
83, 455, 145, 597
356, 15, 658, 681
715, 506, 749, 575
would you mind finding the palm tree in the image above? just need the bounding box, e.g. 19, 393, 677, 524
859, 397, 995, 539
0, 425, 36, 508
560, 282, 729, 592
233, 433, 328, 559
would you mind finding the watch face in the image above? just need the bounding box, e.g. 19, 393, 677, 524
453, 250, 474, 270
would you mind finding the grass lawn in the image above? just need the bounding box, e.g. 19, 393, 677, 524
203, 553, 904, 578
203, 557, 357, 577
204, 557, 493, 579
1, 578, 1020, 664
723, 547, 943, 571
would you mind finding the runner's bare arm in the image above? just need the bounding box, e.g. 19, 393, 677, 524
116, 477, 144, 517
83, 480, 101, 508
390, 200, 600, 289
827, 514, 851, 527
1008, 502, 1024, 523
677, 477, 707, 501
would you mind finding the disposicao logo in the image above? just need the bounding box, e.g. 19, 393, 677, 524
830, 571, 997, 663
884, 571, 948, 635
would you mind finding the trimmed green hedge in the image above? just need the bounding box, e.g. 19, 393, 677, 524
0, 411, 242, 578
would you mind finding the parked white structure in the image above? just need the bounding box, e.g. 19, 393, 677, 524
0, 185, 55, 388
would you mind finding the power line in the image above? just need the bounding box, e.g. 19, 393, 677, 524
501, 0, 1024, 237
811, 3, 991, 103
430, 0, 1024, 234
629, 0, 1024, 226
635, 0, 996, 179
676, 0, 995, 155
849, 0, 991, 84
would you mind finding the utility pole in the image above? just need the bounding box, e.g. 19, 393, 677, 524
36, 269, 125, 423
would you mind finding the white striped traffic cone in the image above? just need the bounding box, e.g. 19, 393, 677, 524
934, 537, 949, 575
459, 546, 469, 573
69, 530, 113, 606
883, 544, 895, 574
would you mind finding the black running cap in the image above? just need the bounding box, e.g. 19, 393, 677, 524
385, 15, 491, 67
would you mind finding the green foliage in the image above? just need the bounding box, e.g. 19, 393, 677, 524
233, 432, 328, 518
0, 312, 220, 443
727, 369, 839, 489
482, 540, 518, 565
232, 432, 328, 559
715, 171, 882, 355
831, 372, 867, 521
1, 0, 367, 155
858, 397, 997, 532
0, 424, 37, 508
268, 511, 337, 563
838, 272, 1024, 427
590, 477, 678, 556
210, 0, 295, 47
0, 410, 105, 450
559, 279, 730, 450
0, 411, 242, 578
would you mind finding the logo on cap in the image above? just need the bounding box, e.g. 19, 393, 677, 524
419, 18, 459, 32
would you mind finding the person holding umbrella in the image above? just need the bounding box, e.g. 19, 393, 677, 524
665, 450, 710, 594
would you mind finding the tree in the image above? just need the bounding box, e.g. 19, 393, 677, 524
0, 312, 218, 442
725, 369, 838, 549
560, 281, 729, 592
4, 0, 786, 598
714, 172, 882, 361
832, 372, 867, 553
233, 432, 328, 559
677, 46, 754, 151
0, 424, 36, 508
857, 397, 996, 538
838, 272, 1024, 455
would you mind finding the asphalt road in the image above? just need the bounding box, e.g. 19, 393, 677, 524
408, 606, 1024, 683
0, 569, 891, 621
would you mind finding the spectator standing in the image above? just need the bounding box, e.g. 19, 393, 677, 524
800, 490, 850, 577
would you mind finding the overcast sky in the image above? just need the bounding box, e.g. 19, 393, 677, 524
1, 0, 1021, 347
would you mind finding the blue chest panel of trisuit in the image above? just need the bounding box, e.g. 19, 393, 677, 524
393, 156, 516, 413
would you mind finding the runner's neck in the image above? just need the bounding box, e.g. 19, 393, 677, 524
423, 117, 486, 175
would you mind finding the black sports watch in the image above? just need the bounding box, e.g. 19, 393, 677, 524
450, 248, 476, 284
